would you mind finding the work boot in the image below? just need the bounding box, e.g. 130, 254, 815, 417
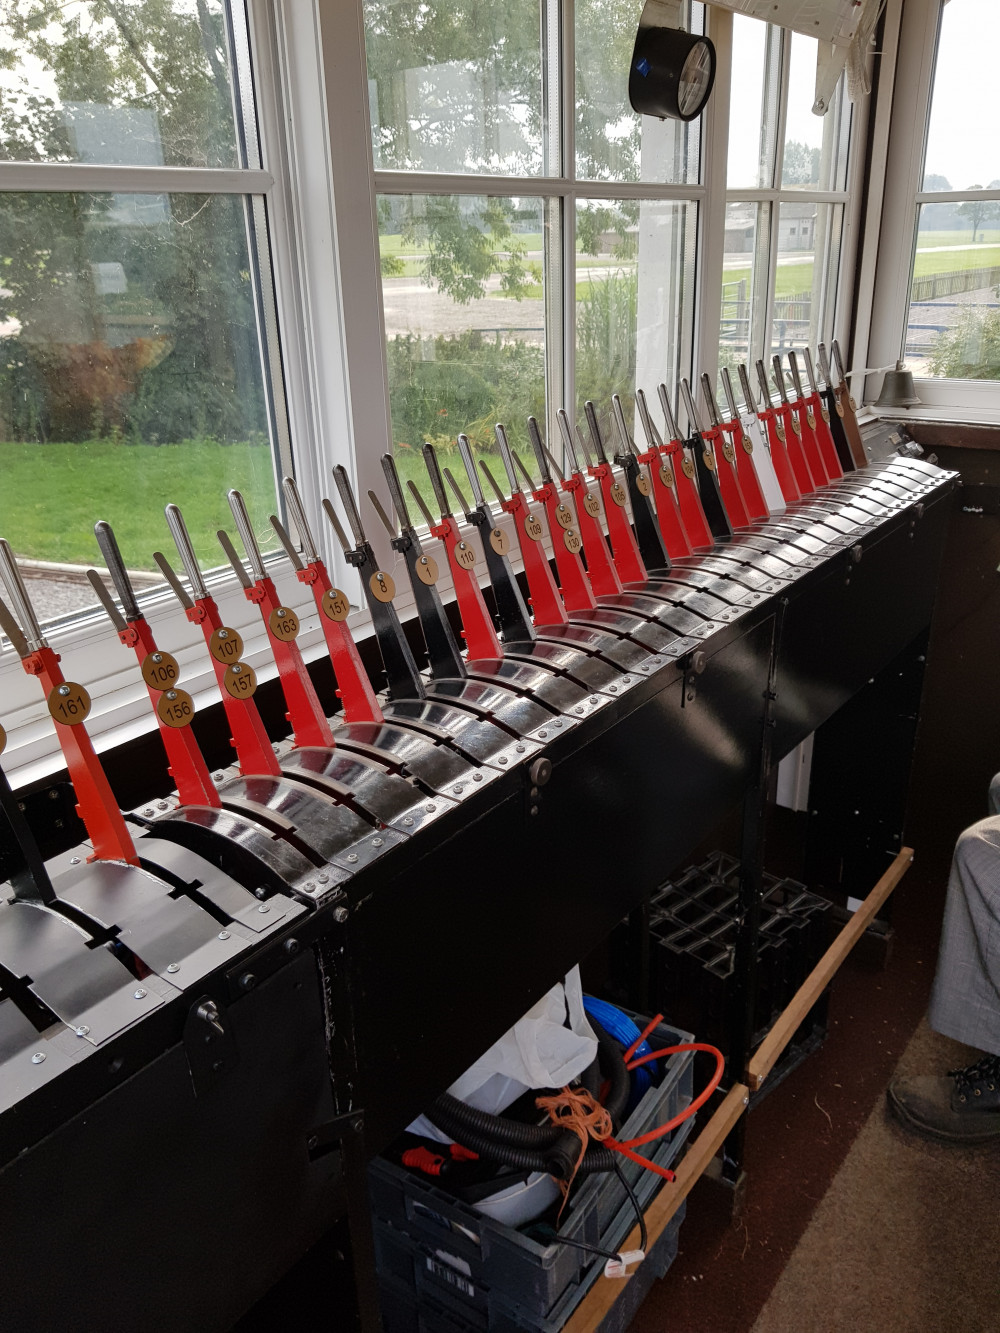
887, 1055, 1000, 1144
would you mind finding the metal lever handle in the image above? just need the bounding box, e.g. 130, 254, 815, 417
217, 530, 252, 589
803, 347, 820, 395
0, 539, 44, 652
740, 363, 759, 414
421, 443, 452, 519
479, 460, 509, 507
443, 467, 472, 515
165, 504, 209, 600
635, 388, 663, 449
269, 515, 305, 571
512, 451, 535, 492
611, 394, 638, 456
583, 400, 608, 463
701, 373, 723, 429
94, 520, 140, 622
282, 477, 319, 564
381, 454, 414, 532
85, 570, 127, 633
321, 498, 352, 553
405, 480, 437, 531
493, 423, 519, 492
153, 552, 195, 610
0, 594, 30, 658
575, 422, 596, 468
817, 343, 833, 389
542, 443, 565, 483
679, 378, 702, 436
457, 434, 487, 508
526, 416, 551, 483
755, 360, 773, 408
771, 355, 790, 405
556, 409, 582, 474
831, 339, 848, 388
227, 490, 267, 582
787, 351, 806, 400
367, 490, 397, 539
656, 383, 681, 443
721, 367, 741, 423
332, 465, 368, 545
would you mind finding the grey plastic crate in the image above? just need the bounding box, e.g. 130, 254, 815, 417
377, 1199, 687, 1333
370, 1016, 694, 1326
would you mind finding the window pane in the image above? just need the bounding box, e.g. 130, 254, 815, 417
905, 203, 1000, 381
721, 202, 768, 382
0, 192, 278, 624
364, 1, 546, 175
378, 194, 547, 514
780, 32, 850, 193
770, 202, 842, 356
576, 198, 697, 442
924, 0, 1000, 192
576, 1, 701, 185
727, 17, 779, 190
0, 1, 241, 169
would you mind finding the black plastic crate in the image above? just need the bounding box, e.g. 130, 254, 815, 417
371, 1016, 694, 1327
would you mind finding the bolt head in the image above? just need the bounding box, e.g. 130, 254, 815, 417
152, 653, 163, 664
498, 756, 508, 765
538, 730, 547, 739
69, 856, 81, 866
133, 989, 147, 1000
239, 972, 256, 991
334, 906, 349, 923
372, 837, 384, 848
346, 853, 358, 863
426, 804, 436, 813
31, 1052, 46, 1064
166, 690, 177, 700
74, 1025, 90, 1037
473, 772, 482, 782
218, 931, 231, 940
57, 684, 71, 696
257, 904, 270, 914
166, 963, 180, 973
402, 816, 414, 826
515, 745, 525, 754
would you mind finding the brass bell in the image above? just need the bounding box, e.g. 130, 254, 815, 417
875, 361, 920, 409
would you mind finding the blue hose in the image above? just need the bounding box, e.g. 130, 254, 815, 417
583, 996, 658, 1108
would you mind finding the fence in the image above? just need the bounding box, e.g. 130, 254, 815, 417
910, 265, 1000, 302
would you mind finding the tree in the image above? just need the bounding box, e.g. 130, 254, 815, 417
929, 307, 1000, 380
782, 140, 821, 187
956, 188, 999, 243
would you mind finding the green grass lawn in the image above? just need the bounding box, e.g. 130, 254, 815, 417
0, 440, 279, 572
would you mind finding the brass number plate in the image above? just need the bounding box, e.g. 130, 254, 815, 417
489, 527, 510, 556
157, 689, 195, 729
0, 722, 6, 755
659, 462, 674, 489
140, 650, 180, 691
524, 514, 544, 542
609, 481, 627, 508
563, 529, 583, 554
415, 553, 438, 585
636, 473, 652, 497
775, 424, 786, 443
224, 663, 257, 699
48, 682, 92, 726
554, 503, 574, 531
791, 415, 802, 436
722, 440, 736, 464
583, 492, 601, 519
702, 449, 716, 472
741, 433, 753, 455
806, 409, 816, 430
681, 455, 695, 480
268, 607, 300, 642
321, 588, 350, 622
453, 541, 477, 570
370, 571, 396, 602
835, 399, 845, 418
210, 627, 244, 664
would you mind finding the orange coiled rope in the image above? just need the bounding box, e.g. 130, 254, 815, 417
535, 1085, 613, 1218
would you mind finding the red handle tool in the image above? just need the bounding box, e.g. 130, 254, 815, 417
753, 361, 802, 504
526, 417, 597, 614
277, 477, 383, 724
582, 400, 647, 584
163, 504, 281, 777
421, 443, 503, 659
655, 384, 714, 550
633, 389, 693, 557
555, 411, 623, 598
91, 521, 220, 808
701, 374, 751, 528
483, 425, 568, 626
785, 352, 829, 485
0, 539, 140, 864
720, 367, 769, 520
802, 348, 844, 480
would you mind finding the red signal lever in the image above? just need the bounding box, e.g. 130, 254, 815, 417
525, 417, 597, 614
162, 504, 280, 777
582, 400, 647, 585
0, 540, 139, 864
90, 521, 219, 808
555, 411, 623, 598
488, 423, 568, 627
801, 348, 843, 480
700, 374, 751, 528
634, 388, 693, 558
222, 489, 334, 749
720, 367, 769, 520
655, 384, 714, 550
276, 477, 383, 725
753, 360, 801, 504
421, 443, 503, 660
770, 355, 816, 494
785, 352, 829, 485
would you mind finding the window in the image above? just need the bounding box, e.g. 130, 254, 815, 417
364, 0, 703, 503
720, 15, 852, 391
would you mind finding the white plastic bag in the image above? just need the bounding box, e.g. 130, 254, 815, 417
409, 965, 598, 1141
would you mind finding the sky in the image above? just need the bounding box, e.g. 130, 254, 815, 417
923, 0, 1000, 190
